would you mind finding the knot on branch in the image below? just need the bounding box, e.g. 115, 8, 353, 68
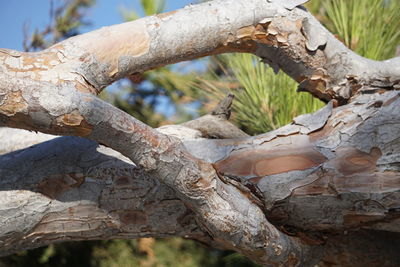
211, 93, 234, 120
182, 94, 249, 139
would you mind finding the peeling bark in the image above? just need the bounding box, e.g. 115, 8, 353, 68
209, 91, 400, 234
1, 0, 400, 266
0, 132, 207, 256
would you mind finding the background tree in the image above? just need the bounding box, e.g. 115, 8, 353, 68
1, 1, 253, 266
0, 0, 400, 266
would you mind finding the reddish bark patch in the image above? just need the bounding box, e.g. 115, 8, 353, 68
330, 147, 382, 176
292, 148, 392, 196
193, 160, 216, 188
74, 81, 98, 94
38, 178, 70, 199
214, 136, 327, 180
54, 110, 92, 136
37, 173, 85, 198
0, 90, 28, 116
309, 124, 333, 141
119, 210, 148, 225
254, 155, 317, 177
333, 172, 399, 194
195, 177, 211, 188
383, 94, 399, 107
298, 77, 330, 102
1, 113, 41, 132
156, 10, 177, 19
343, 212, 385, 227
57, 110, 84, 126
296, 232, 325, 246
115, 176, 131, 187
293, 170, 400, 196
291, 171, 333, 196
284, 253, 300, 267
133, 121, 169, 149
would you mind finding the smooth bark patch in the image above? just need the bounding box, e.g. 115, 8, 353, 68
343, 212, 386, 227
330, 147, 382, 176
37, 173, 86, 199
215, 135, 327, 179
56, 110, 85, 126
75, 20, 150, 76
119, 210, 148, 225
54, 110, 92, 136
115, 176, 131, 187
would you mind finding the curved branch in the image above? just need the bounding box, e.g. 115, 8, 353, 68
1, 0, 399, 265
0, 129, 322, 266
0, 135, 207, 256
2, 129, 400, 266
0, 127, 55, 154
1, 0, 398, 102
204, 91, 400, 233
0, 76, 321, 265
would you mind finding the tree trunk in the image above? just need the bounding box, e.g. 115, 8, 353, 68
0, 0, 399, 266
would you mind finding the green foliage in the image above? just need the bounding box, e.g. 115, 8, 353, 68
0, 241, 99, 267
198, 54, 324, 134
91, 240, 142, 267
228, 54, 323, 133
89, 238, 260, 267
1, 240, 139, 267
308, 0, 400, 60
198, 0, 400, 135
0, 238, 259, 267
325, 0, 400, 60
4, 0, 400, 267
149, 238, 215, 267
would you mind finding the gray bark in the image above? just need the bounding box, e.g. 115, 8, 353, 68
1, 0, 400, 266
0, 129, 208, 256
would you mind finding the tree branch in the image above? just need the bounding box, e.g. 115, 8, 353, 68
0, 67, 321, 265
1, 0, 400, 265
209, 91, 400, 233
0, 127, 323, 266
182, 94, 249, 139
0, 135, 208, 256
1, 0, 398, 101
2, 123, 400, 265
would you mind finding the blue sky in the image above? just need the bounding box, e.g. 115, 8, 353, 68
0, 0, 205, 118
0, 0, 194, 50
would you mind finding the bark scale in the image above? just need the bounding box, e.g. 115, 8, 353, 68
0, 0, 399, 266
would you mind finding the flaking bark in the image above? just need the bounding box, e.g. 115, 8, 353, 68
0, 0, 400, 266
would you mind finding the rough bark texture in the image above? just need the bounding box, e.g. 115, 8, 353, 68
0, 0, 400, 266
0, 129, 208, 256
